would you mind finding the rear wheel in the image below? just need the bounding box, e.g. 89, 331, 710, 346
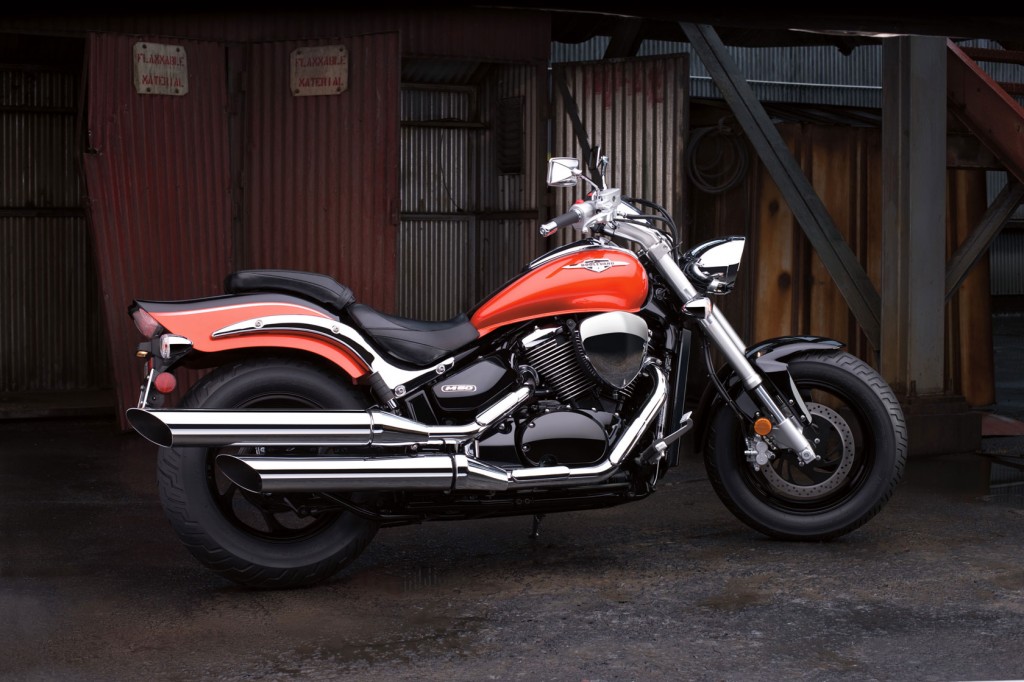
157, 357, 379, 589
704, 351, 907, 540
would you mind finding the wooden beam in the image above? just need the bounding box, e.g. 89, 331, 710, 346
551, 66, 595, 178
603, 18, 646, 59
947, 39, 1024, 185
945, 179, 1024, 301
680, 22, 881, 348
948, 133, 1004, 170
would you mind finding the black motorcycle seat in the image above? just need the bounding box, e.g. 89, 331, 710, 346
225, 270, 356, 314
347, 303, 479, 366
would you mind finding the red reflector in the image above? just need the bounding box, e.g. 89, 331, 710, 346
154, 372, 177, 394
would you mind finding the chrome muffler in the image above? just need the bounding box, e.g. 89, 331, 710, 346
126, 385, 533, 449
216, 365, 668, 494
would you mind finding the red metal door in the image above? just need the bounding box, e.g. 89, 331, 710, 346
82, 34, 232, 424
84, 32, 401, 424
244, 33, 400, 312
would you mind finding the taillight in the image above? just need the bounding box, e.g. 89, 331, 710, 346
132, 308, 161, 338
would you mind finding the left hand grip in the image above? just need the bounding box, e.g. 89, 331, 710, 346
539, 205, 586, 237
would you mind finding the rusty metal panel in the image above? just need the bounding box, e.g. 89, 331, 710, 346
551, 55, 689, 240
244, 33, 399, 312
82, 34, 233, 420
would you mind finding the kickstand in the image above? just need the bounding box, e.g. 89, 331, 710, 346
529, 513, 545, 539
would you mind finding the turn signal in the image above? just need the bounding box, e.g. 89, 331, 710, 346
753, 417, 772, 436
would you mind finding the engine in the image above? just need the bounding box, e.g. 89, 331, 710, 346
520, 311, 650, 400
438, 311, 651, 466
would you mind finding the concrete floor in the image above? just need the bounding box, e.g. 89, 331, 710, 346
2, 417, 1023, 682
3, 312, 1024, 681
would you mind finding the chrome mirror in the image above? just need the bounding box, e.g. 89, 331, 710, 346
546, 157, 581, 187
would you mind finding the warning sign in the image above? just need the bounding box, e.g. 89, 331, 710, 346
133, 42, 189, 96
291, 45, 348, 97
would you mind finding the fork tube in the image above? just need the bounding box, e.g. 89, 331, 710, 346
648, 247, 762, 391
649, 246, 815, 461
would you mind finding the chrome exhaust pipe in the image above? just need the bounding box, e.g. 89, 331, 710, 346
126, 385, 533, 449
217, 365, 668, 494
216, 452, 516, 493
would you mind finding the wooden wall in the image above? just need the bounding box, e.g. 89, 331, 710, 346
687, 121, 994, 407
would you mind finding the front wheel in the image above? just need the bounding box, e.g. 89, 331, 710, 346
704, 351, 907, 540
156, 357, 379, 589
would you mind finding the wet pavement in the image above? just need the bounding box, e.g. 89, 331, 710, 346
3, 415, 1024, 682
3, 313, 1024, 681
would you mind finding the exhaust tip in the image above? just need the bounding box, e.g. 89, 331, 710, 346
126, 408, 174, 448
216, 454, 264, 493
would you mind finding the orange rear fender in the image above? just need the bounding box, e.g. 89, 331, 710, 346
139, 295, 371, 380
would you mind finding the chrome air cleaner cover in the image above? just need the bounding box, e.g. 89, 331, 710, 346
577, 311, 649, 389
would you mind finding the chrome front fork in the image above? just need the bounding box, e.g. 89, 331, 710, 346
651, 248, 818, 466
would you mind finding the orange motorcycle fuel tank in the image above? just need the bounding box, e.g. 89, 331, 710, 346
470, 242, 649, 337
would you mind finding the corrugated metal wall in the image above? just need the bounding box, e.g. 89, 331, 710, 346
396, 64, 543, 320
550, 55, 689, 243
84, 32, 403, 419
991, 228, 1024, 295
397, 85, 478, 319
0, 64, 110, 392
477, 65, 545, 302
552, 38, 883, 107
83, 34, 233, 421
244, 33, 400, 311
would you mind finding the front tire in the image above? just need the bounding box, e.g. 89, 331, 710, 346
704, 351, 907, 540
156, 357, 379, 589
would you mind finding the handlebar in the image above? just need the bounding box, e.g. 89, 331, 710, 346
539, 202, 596, 237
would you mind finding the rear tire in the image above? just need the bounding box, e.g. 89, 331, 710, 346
156, 357, 379, 589
704, 351, 907, 540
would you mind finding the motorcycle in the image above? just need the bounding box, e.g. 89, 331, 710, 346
125, 153, 907, 589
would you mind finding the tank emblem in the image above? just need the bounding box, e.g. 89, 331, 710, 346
562, 258, 629, 273
440, 384, 477, 393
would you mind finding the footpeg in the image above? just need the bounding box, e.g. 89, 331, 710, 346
639, 412, 693, 464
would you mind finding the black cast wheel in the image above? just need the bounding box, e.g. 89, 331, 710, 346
704, 351, 907, 540
156, 357, 379, 589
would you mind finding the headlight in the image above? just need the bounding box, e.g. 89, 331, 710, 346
680, 236, 746, 295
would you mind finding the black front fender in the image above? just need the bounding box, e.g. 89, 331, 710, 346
693, 335, 845, 453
